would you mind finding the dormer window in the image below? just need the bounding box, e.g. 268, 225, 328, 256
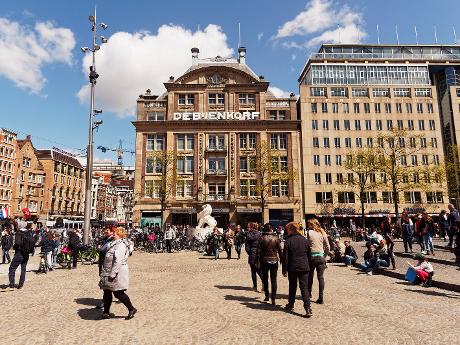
178, 94, 194, 105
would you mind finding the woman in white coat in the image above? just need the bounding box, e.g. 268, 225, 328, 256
99, 227, 137, 320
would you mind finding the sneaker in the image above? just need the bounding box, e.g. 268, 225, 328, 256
305, 307, 313, 318
367, 271, 373, 275
101, 313, 111, 319
316, 297, 324, 305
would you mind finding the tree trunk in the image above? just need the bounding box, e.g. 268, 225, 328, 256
161, 198, 164, 230
261, 195, 265, 225
393, 183, 399, 219
361, 199, 365, 230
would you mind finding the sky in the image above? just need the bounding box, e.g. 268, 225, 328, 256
1, 0, 460, 166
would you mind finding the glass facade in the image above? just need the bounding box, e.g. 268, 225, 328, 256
306, 64, 430, 85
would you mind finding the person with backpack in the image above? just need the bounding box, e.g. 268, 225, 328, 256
6, 224, 36, 291
1, 228, 13, 264
68, 228, 82, 269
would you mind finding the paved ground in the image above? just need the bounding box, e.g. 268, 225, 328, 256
1, 250, 459, 345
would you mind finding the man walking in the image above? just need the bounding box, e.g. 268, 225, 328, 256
282, 222, 312, 318
68, 228, 82, 269
1, 228, 13, 264
7, 223, 36, 290
164, 224, 175, 253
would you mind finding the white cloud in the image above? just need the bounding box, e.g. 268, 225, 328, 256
0, 18, 75, 93
268, 86, 291, 98
274, 0, 366, 48
257, 32, 264, 41
77, 24, 233, 117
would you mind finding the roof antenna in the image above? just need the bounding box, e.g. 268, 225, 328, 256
238, 22, 241, 48
377, 24, 380, 44
396, 24, 400, 45
453, 25, 458, 44
414, 25, 419, 45
434, 26, 438, 44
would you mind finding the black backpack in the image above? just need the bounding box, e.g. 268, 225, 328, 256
21, 232, 36, 254
1, 235, 9, 247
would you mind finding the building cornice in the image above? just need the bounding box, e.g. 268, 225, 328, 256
131, 120, 301, 131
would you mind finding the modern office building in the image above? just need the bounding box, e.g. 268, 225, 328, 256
133, 47, 302, 228
298, 44, 451, 220
0, 128, 17, 218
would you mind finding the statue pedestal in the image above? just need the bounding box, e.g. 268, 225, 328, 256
189, 226, 223, 240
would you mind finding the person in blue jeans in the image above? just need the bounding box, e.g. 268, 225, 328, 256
401, 213, 413, 253
420, 212, 435, 255
343, 240, 358, 266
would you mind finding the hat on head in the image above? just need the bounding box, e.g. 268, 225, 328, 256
413, 253, 425, 260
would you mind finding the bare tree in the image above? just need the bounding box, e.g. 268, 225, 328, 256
145, 150, 181, 228
344, 147, 378, 228
374, 128, 444, 218
254, 140, 297, 223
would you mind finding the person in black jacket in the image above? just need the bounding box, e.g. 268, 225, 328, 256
7, 225, 35, 291
1, 228, 13, 264
68, 228, 82, 269
282, 222, 312, 318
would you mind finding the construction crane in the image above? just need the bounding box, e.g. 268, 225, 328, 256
97, 140, 135, 166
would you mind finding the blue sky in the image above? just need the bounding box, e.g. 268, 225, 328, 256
1, 0, 459, 166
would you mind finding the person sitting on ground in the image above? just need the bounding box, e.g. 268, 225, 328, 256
360, 243, 376, 272
407, 253, 434, 287
366, 242, 390, 275
343, 240, 358, 266
331, 239, 345, 263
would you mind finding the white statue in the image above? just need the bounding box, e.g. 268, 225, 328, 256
190, 204, 218, 240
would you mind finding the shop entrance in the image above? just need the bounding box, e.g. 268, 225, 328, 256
269, 209, 294, 228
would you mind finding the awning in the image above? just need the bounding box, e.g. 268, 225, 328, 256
170, 207, 196, 214
237, 208, 261, 213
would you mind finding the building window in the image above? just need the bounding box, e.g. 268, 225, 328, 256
208, 135, 225, 150
208, 183, 226, 200
147, 134, 164, 151
176, 157, 194, 174
397, 120, 404, 130
415, 88, 432, 97
313, 155, 320, 166
330, 87, 346, 97
271, 156, 288, 173
411, 155, 418, 166
240, 156, 255, 173
312, 120, 318, 130
396, 103, 402, 113
344, 120, 350, 130
145, 180, 161, 198
271, 180, 289, 197
426, 192, 443, 204
387, 120, 393, 130
353, 103, 360, 113
176, 180, 193, 198
376, 120, 382, 131
316, 192, 333, 204
343, 103, 349, 113
270, 134, 287, 150
239, 93, 256, 105
325, 173, 332, 184
268, 110, 286, 120
364, 103, 370, 113
336, 173, 344, 184
404, 191, 422, 204
345, 138, 352, 148
408, 120, 414, 130
311, 87, 325, 96
313, 137, 319, 148
323, 119, 329, 130
332, 103, 339, 113
365, 120, 372, 130
429, 120, 436, 130
420, 138, 427, 147
354, 120, 361, 130
416, 103, 423, 113
323, 137, 330, 148
321, 103, 328, 113
177, 134, 194, 150
311, 103, 317, 113
382, 191, 394, 203
356, 138, 362, 148
374, 103, 381, 113
208, 157, 226, 173
385, 103, 392, 113
240, 179, 257, 197
336, 155, 342, 166
427, 103, 433, 113
147, 111, 165, 121
208, 93, 225, 105
367, 138, 373, 147
373, 88, 389, 97
333, 120, 340, 130
431, 138, 437, 148
394, 88, 411, 97
334, 137, 341, 148
338, 192, 355, 203
352, 88, 368, 97
240, 133, 257, 149
324, 155, 331, 166
418, 120, 425, 131
406, 103, 413, 113
363, 191, 377, 203
422, 155, 428, 165
314, 173, 321, 184
178, 94, 195, 105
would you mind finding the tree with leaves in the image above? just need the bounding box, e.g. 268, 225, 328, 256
253, 140, 297, 223
444, 144, 460, 205
145, 150, 181, 229
344, 147, 378, 228
374, 128, 445, 218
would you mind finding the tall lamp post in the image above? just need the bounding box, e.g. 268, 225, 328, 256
81, 7, 108, 244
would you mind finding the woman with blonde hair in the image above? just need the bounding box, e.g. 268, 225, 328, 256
305, 218, 329, 305
99, 227, 137, 320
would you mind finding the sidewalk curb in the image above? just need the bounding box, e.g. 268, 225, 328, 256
394, 252, 457, 267
352, 263, 460, 293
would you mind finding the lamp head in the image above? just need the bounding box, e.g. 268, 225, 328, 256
80, 47, 90, 53
94, 109, 103, 114
100, 36, 108, 43
100, 23, 108, 30
89, 15, 95, 23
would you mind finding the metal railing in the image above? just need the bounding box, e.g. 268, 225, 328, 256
310, 52, 460, 61
206, 169, 227, 176
204, 194, 228, 201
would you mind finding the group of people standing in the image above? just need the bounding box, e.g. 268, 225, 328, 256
244, 219, 329, 318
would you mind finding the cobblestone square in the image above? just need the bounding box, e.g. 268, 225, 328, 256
1, 250, 459, 345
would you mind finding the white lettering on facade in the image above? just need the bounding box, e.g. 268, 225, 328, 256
173, 112, 261, 120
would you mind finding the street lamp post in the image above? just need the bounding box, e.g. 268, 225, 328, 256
81, 7, 108, 245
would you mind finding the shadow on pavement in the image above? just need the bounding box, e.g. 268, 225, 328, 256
404, 288, 460, 299
214, 285, 254, 291
74, 297, 101, 307
77, 307, 125, 320
224, 294, 306, 318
